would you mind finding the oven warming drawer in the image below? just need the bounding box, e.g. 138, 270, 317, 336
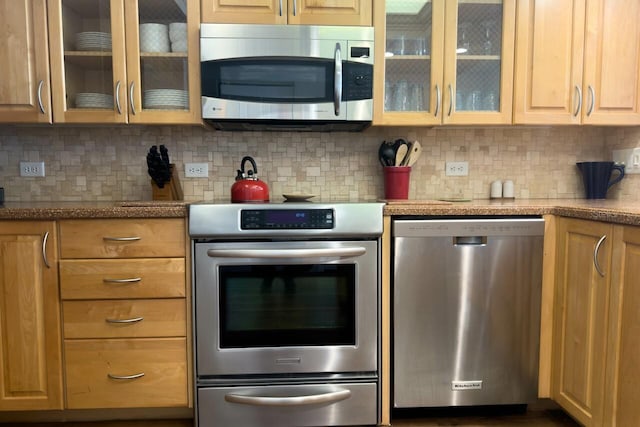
197, 382, 377, 427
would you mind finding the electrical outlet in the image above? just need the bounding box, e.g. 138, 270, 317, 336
445, 161, 469, 176
612, 148, 640, 174
185, 162, 209, 178
20, 161, 45, 177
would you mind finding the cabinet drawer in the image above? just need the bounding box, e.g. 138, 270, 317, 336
63, 299, 186, 339
65, 338, 188, 409
59, 219, 185, 258
60, 258, 186, 299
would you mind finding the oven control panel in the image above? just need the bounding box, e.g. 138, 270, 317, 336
241, 209, 334, 229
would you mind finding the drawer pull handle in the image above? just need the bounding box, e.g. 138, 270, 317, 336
108, 372, 145, 380
103, 236, 141, 242
105, 316, 144, 324
103, 277, 142, 284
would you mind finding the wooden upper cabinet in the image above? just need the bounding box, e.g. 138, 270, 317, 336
0, 221, 63, 411
583, 0, 640, 124
201, 0, 372, 26
513, 0, 585, 124
514, 0, 640, 125
48, 0, 201, 125
374, 0, 515, 126
0, 0, 52, 123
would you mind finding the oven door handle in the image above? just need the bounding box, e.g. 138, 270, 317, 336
206, 247, 366, 259
224, 389, 351, 407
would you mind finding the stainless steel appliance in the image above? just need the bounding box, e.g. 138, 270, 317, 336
200, 24, 374, 131
392, 217, 544, 408
190, 202, 384, 427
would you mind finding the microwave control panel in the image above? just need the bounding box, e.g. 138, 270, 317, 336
344, 61, 373, 101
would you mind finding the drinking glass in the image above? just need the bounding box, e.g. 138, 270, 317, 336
481, 21, 495, 55
483, 91, 498, 111
409, 83, 424, 111
457, 23, 471, 54
394, 80, 409, 111
467, 90, 482, 111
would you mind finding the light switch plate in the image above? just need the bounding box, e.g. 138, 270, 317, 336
612, 148, 640, 174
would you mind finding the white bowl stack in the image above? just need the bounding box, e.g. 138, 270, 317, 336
75, 92, 114, 109
139, 23, 170, 53
143, 89, 189, 109
75, 32, 112, 51
169, 22, 187, 52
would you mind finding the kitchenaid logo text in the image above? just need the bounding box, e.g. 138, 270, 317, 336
451, 380, 483, 391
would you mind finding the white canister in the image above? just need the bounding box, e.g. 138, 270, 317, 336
490, 180, 503, 199
503, 180, 515, 198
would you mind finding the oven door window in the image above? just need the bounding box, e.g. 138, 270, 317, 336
201, 58, 334, 103
219, 264, 355, 348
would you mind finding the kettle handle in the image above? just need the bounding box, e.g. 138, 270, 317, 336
241, 156, 258, 176
608, 164, 625, 189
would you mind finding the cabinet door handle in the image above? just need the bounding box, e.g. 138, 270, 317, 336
108, 372, 145, 380
279, 0, 283, 16
293, 0, 297, 16
105, 316, 144, 324
587, 85, 595, 116
42, 231, 51, 268
447, 84, 453, 116
103, 236, 141, 242
37, 80, 46, 114
574, 85, 582, 117
115, 80, 122, 114
594, 234, 606, 277
103, 277, 142, 284
434, 84, 441, 117
129, 81, 137, 115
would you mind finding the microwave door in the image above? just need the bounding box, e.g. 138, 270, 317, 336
293, 41, 346, 121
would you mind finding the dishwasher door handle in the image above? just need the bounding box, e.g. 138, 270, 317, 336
453, 236, 487, 246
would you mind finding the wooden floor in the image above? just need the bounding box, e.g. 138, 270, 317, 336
0, 409, 581, 427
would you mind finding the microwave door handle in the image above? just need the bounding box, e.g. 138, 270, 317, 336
206, 247, 366, 259
334, 42, 342, 116
225, 389, 351, 406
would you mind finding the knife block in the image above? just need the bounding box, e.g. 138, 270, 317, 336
151, 164, 184, 201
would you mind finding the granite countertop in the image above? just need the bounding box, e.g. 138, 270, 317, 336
2, 199, 640, 226
383, 198, 640, 226
0, 201, 188, 220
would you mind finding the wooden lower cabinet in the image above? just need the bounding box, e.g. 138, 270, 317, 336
59, 218, 190, 411
65, 338, 188, 409
552, 218, 640, 426
604, 225, 640, 426
552, 217, 611, 427
0, 221, 63, 411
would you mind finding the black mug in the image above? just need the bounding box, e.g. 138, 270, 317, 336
576, 161, 625, 199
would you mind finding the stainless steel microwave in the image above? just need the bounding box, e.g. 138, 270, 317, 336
200, 24, 374, 131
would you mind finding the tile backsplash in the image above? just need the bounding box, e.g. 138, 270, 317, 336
0, 124, 638, 202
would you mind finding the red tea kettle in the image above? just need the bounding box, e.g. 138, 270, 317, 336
231, 156, 270, 203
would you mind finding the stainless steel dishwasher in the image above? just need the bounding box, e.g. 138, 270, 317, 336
393, 217, 544, 408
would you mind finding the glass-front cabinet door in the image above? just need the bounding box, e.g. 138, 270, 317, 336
48, 0, 200, 124
374, 0, 515, 125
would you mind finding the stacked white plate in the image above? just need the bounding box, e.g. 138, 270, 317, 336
75, 32, 112, 51
143, 89, 188, 109
75, 92, 114, 109
139, 23, 170, 53
169, 22, 187, 52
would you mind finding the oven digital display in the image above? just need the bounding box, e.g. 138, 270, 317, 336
241, 209, 334, 229
265, 210, 306, 224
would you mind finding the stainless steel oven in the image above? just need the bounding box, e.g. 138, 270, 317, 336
190, 202, 383, 427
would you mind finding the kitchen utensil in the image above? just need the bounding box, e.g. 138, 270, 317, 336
404, 141, 422, 167
395, 144, 408, 166
576, 161, 625, 199
378, 141, 396, 167
231, 156, 270, 203
146, 145, 171, 188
